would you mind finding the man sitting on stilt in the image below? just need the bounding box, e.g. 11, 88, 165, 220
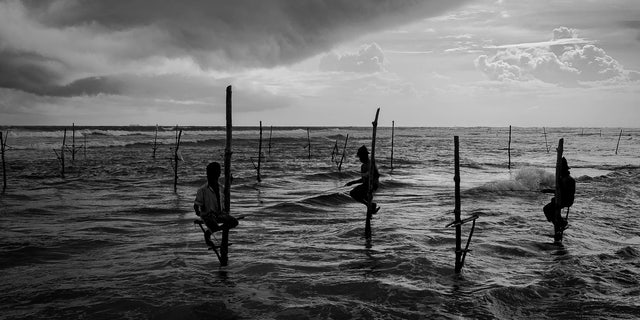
194, 162, 238, 247
346, 145, 380, 213
542, 157, 575, 237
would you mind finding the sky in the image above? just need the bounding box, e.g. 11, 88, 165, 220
0, 0, 639, 127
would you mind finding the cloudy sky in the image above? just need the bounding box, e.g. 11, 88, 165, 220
1, 0, 639, 127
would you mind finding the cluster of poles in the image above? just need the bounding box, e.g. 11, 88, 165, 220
0, 88, 631, 271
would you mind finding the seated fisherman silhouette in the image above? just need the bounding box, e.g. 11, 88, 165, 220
345, 145, 380, 212
194, 162, 238, 247
542, 157, 575, 235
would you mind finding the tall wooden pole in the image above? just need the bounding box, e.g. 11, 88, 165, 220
83, 134, 87, 161
365, 108, 380, 239
268, 125, 273, 156
61, 129, 66, 178
391, 121, 395, 171
221, 85, 233, 266
508, 125, 512, 170
1, 132, 6, 192
307, 128, 311, 160
71, 123, 76, 163
554, 138, 564, 243
152, 124, 158, 159
257, 121, 262, 182
454, 136, 462, 273
615, 129, 623, 155
173, 128, 182, 192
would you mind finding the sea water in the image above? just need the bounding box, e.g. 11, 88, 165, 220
0, 126, 639, 319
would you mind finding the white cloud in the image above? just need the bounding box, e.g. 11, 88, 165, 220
475, 27, 638, 86
319, 43, 386, 73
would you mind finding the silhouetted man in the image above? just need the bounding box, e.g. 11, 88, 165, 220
346, 145, 380, 212
542, 157, 575, 236
194, 162, 238, 247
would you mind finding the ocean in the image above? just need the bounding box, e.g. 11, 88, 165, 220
0, 125, 638, 319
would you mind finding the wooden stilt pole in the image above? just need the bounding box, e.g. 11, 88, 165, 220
268, 125, 273, 156
257, 121, 262, 182
554, 138, 564, 242
543, 127, 549, 153
71, 123, 76, 163
1, 131, 7, 192
152, 124, 158, 159
445, 136, 479, 273
615, 129, 623, 155
365, 108, 380, 239
391, 121, 395, 171
338, 134, 348, 172
221, 85, 233, 266
60, 129, 66, 178
83, 134, 87, 161
454, 136, 462, 272
508, 125, 512, 170
173, 128, 182, 192
306, 128, 311, 160
331, 139, 339, 163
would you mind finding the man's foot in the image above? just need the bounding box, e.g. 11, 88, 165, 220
204, 230, 215, 247
368, 203, 380, 214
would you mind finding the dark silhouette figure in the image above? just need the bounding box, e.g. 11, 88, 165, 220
542, 157, 575, 236
345, 145, 380, 212
194, 162, 238, 247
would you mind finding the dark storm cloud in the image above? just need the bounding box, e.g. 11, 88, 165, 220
0, 0, 469, 97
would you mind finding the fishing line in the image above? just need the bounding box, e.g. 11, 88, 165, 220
280, 184, 351, 204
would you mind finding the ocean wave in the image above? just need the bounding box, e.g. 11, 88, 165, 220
615, 246, 640, 259
470, 167, 554, 193
305, 171, 350, 181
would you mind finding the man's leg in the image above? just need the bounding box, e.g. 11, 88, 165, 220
217, 214, 239, 230
349, 184, 368, 205
543, 200, 555, 223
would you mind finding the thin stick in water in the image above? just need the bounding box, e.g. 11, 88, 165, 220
543, 127, 549, 153
615, 129, 623, 155
338, 134, 348, 172
257, 121, 262, 182
174, 128, 182, 192
152, 124, 158, 159
508, 125, 512, 170
268, 125, 273, 156
1, 131, 7, 192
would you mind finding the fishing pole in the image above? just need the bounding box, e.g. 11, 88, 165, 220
280, 184, 351, 205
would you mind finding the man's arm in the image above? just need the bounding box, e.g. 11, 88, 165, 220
194, 204, 201, 216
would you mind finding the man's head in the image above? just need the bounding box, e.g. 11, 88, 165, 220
206, 162, 221, 184
357, 145, 369, 162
